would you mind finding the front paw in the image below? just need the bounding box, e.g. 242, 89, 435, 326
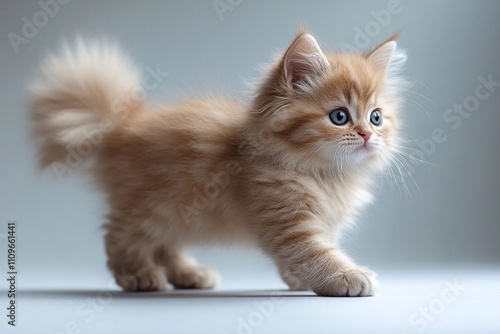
313, 266, 378, 297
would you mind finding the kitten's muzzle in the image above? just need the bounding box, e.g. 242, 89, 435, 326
357, 131, 372, 144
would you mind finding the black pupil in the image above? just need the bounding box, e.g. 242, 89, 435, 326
337, 111, 346, 122
372, 111, 380, 124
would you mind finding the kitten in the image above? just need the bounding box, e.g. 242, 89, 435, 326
30, 31, 405, 296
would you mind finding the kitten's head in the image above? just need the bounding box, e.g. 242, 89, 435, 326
250, 31, 406, 173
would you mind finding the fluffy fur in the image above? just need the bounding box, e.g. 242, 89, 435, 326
30, 31, 405, 296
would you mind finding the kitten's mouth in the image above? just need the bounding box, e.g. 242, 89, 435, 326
358, 143, 370, 150
356, 142, 375, 153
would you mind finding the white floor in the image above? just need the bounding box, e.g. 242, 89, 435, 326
3, 267, 500, 334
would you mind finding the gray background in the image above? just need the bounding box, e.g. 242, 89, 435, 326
1, 0, 499, 286
1, 0, 500, 326
1, 1, 500, 333
0, 0, 500, 282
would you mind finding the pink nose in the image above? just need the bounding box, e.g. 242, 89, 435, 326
358, 131, 372, 143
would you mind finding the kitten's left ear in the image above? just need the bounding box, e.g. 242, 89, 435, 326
365, 39, 397, 73
283, 33, 330, 92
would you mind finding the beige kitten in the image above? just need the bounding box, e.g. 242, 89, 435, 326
30, 31, 405, 296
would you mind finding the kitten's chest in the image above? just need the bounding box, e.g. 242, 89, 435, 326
308, 175, 373, 227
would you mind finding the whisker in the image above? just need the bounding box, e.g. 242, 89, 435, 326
407, 97, 432, 120
407, 90, 439, 108
391, 157, 412, 199
398, 136, 454, 144
391, 153, 420, 193
394, 150, 436, 167
379, 146, 417, 198
386, 163, 402, 196
403, 75, 433, 93
314, 141, 331, 153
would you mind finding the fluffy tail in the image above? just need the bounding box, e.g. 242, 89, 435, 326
30, 40, 142, 171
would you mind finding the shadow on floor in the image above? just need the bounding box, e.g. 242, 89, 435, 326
15, 289, 317, 299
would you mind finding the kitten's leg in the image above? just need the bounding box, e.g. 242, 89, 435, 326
267, 225, 378, 297
105, 230, 167, 292
278, 266, 309, 291
157, 248, 219, 289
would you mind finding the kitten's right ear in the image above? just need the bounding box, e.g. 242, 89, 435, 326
283, 33, 330, 92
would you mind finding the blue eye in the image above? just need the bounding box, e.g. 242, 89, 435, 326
329, 109, 349, 125
370, 109, 382, 126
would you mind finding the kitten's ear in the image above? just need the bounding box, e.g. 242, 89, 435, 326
366, 39, 397, 73
283, 33, 329, 92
